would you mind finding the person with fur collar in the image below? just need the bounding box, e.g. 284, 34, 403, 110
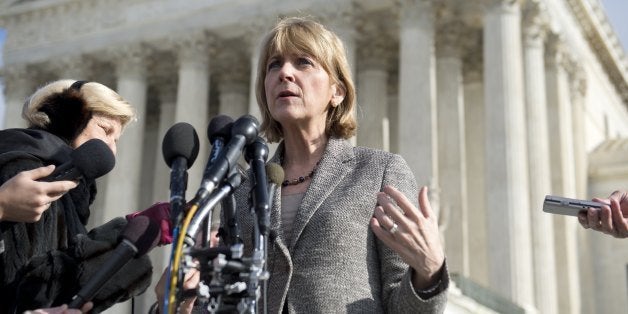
0, 80, 152, 313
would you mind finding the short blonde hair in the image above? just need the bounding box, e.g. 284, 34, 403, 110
23, 80, 135, 140
255, 17, 357, 143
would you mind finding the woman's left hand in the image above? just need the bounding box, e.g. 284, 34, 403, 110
371, 185, 445, 290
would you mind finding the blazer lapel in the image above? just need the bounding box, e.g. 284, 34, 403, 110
288, 137, 354, 251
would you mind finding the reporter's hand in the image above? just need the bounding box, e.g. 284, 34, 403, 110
371, 186, 445, 290
578, 190, 628, 238
155, 265, 200, 314
0, 165, 78, 222
26, 302, 93, 314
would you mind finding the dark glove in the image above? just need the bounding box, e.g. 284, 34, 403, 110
68, 217, 154, 313
126, 202, 173, 245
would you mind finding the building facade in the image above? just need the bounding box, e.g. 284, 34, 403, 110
1, 0, 627, 313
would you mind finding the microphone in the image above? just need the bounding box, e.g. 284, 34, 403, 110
265, 162, 284, 205
40, 139, 115, 182
162, 122, 200, 224
196, 115, 259, 200
245, 137, 270, 235
68, 215, 161, 309
207, 114, 234, 166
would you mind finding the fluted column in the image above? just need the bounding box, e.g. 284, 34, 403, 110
100, 45, 148, 221
174, 33, 211, 196
244, 21, 271, 121
101, 44, 149, 314
152, 78, 178, 201
397, 0, 439, 204
2, 65, 32, 129
323, 5, 358, 146
436, 20, 469, 277
357, 21, 390, 150
483, 0, 535, 309
545, 32, 580, 314
522, 2, 558, 313
217, 45, 249, 119
463, 44, 489, 287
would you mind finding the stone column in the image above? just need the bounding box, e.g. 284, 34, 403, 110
463, 44, 489, 287
522, 2, 558, 313
217, 44, 249, 119
569, 65, 588, 199
397, 0, 439, 204
436, 20, 469, 277
357, 20, 390, 150
152, 78, 178, 201
174, 33, 211, 197
244, 20, 271, 121
55, 55, 90, 80
545, 32, 580, 314
483, 0, 535, 310
2, 64, 32, 129
102, 44, 149, 314
324, 5, 358, 146
101, 45, 148, 221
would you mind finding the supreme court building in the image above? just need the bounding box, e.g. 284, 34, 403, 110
1, 0, 627, 313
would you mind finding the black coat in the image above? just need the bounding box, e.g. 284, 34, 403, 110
0, 129, 151, 313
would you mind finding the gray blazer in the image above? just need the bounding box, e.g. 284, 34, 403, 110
233, 137, 448, 313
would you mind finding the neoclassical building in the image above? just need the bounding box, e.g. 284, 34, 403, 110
1, 0, 627, 313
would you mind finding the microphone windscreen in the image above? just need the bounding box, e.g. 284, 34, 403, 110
121, 215, 161, 256
207, 114, 233, 142
231, 115, 259, 144
266, 162, 285, 186
162, 122, 200, 168
72, 139, 115, 179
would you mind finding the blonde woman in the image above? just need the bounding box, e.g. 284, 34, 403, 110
0, 80, 150, 313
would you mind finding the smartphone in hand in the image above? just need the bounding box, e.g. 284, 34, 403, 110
543, 195, 604, 216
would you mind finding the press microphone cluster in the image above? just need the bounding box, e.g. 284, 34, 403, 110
195, 115, 259, 201
40, 138, 115, 182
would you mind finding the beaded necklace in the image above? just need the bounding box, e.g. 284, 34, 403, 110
281, 161, 320, 187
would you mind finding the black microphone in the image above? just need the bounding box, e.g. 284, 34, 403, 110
68, 215, 161, 309
162, 122, 200, 224
245, 137, 270, 235
40, 139, 115, 182
207, 114, 234, 166
196, 115, 258, 200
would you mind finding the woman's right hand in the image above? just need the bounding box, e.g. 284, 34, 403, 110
0, 165, 78, 222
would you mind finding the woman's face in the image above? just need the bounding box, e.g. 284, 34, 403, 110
264, 52, 344, 130
72, 115, 122, 155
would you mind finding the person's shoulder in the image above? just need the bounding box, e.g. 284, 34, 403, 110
353, 146, 403, 162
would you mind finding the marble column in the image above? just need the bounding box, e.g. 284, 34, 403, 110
101, 45, 148, 221
102, 44, 149, 314
2, 65, 32, 129
325, 6, 358, 146
569, 65, 588, 199
174, 33, 211, 197
522, 2, 558, 313
397, 0, 439, 204
436, 20, 469, 277
357, 22, 390, 150
152, 78, 178, 201
483, 0, 535, 310
545, 32, 581, 314
463, 46, 489, 287
244, 21, 270, 121
217, 46, 249, 119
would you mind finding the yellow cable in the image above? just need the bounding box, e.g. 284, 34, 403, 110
167, 202, 200, 314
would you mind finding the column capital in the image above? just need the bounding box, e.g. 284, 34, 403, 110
436, 21, 467, 58
522, 0, 549, 46
357, 19, 394, 70
106, 43, 151, 78
47, 55, 94, 80
1, 63, 34, 94
396, 0, 434, 24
